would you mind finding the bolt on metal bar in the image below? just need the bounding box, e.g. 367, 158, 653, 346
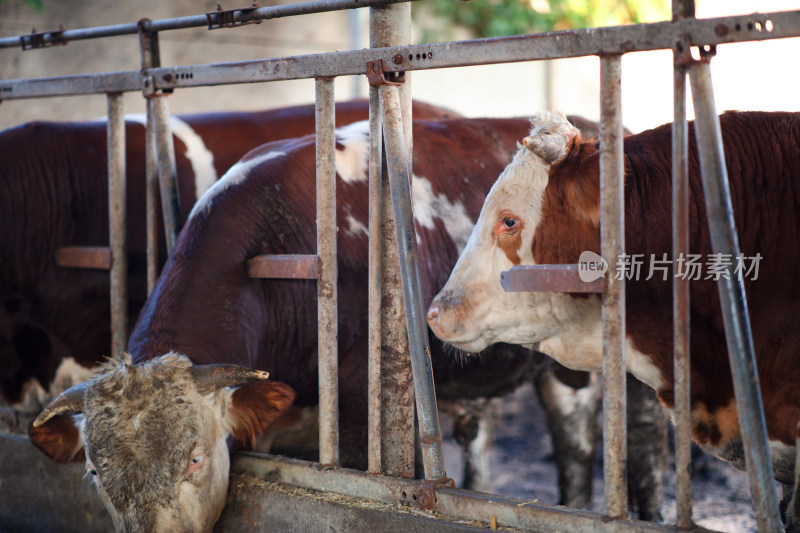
599, 54, 627, 518
671, 1, 694, 526
370, 2, 416, 479
106, 92, 128, 357
367, 85, 383, 474
315, 77, 339, 467
687, 57, 782, 533
379, 84, 445, 481
0, 0, 416, 50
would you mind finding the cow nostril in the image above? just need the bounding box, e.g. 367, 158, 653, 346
426, 306, 439, 326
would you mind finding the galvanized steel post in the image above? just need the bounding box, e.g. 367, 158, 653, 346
671, 1, 694, 527
688, 56, 781, 533
315, 77, 339, 467
106, 92, 128, 356
379, 85, 445, 481
599, 54, 627, 518
369, 3, 416, 479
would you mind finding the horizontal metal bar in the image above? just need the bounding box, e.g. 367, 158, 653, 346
1, 11, 798, 100
501, 264, 604, 293
246, 254, 320, 279
232, 453, 712, 532
55, 246, 112, 270
0, 70, 142, 99
0, 0, 415, 50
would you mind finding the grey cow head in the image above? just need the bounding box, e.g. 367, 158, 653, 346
29, 352, 295, 533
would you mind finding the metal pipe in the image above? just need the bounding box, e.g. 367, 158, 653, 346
145, 99, 159, 293
671, 1, 694, 526
0, 0, 416, 49
315, 77, 339, 467
370, 3, 415, 479
367, 85, 383, 474
379, 85, 445, 481
688, 58, 781, 533
106, 92, 128, 357
3, 11, 800, 100
151, 96, 181, 253
599, 53, 627, 518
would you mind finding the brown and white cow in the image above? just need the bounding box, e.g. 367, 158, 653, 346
29, 352, 295, 533
124, 114, 666, 517
427, 110, 800, 527
0, 99, 453, 407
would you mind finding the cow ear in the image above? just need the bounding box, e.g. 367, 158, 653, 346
29, 414, 86, 463
524, 113, 580, 166
226, 381, 296, 447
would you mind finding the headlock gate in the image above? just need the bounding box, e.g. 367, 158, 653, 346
1, 1, 799, 531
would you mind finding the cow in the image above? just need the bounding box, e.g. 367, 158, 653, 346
426, 110, 800, 528
0, 99, 453, 409
121, 114, 664, 516
29, 352, 295, 533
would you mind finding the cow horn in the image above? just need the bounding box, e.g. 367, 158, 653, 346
191, 364, 270, 395
32, 380, 90, 428
523, 133, 567, 165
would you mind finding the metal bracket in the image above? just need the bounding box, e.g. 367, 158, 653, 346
20, 26, 66, 51
206, 3, 262, 30
417, 477, 454, 511
674, 33, 717, 67
366, 59, 405, 87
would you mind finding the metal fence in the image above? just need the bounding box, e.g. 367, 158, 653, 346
2, 1, 799, 531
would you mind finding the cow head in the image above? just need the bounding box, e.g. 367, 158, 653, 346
29, 352, 296, 533
427, 112, 603, 368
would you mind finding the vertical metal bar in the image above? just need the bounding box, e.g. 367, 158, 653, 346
672, 2, 694, 527
379, 85, 445, 481
599, 54, 627, 518
145, 98, 159, 294
367, 86, 383, 474
688, 59, 781, 533
316, 77, 339, 467
152, 96, 181, 253
106, 92, 128, 356
370, 3, 415, 479
139, 26, 181, 255
671, 55, 693, 530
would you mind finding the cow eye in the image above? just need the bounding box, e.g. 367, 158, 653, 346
504, 217, 517, 229
186, 450, 207, 479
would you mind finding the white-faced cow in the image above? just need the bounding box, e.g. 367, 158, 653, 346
29, 352, 295, 533
428, 110, 800, 528
123, 114, 666, 518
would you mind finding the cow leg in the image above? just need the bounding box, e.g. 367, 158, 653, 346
436, 397, 494, 492
626, 376, 667, 522
534, 364, 599, 509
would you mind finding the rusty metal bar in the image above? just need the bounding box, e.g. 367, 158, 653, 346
379, 85, 446, 481
367, 85, 383, 474
501, 264, 604, 294
230, 453, 704, 532
151, 96, 181, 253
55, 246, 112, 270
0, 0, 415, 49
671, 1, 694, 527
316, 76, 339, 467
247, 254, 320, 279
687, 55, 781, 533
3, 12, 800, 100
371, 3, 416, 479
599, 54, 627, 518
106, 92, 128, 357
144, 99, 159, 294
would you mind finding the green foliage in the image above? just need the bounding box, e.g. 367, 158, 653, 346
415, 0, 670, 42
0, 0, 44, 13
